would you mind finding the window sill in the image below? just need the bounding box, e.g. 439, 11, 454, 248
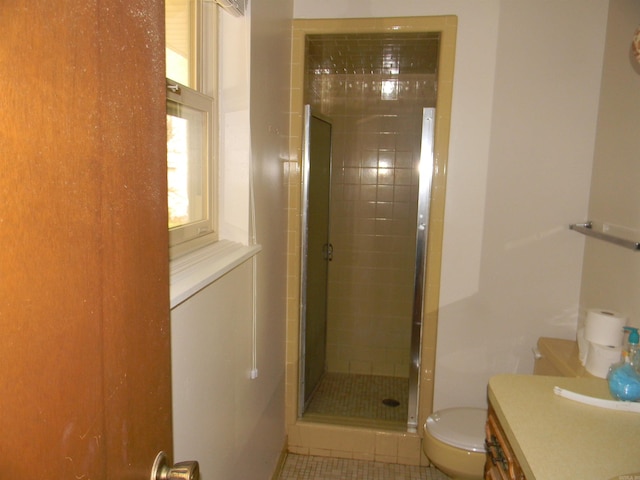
170, 240, 262, 309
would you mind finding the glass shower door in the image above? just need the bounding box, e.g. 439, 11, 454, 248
299, 105, 333, 414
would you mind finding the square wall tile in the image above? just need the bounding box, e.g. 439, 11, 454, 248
375, 432, 398, 457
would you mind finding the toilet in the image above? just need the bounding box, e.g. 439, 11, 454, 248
422, 407, 487, 480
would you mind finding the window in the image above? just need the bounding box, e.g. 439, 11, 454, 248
166, 0, 217, 258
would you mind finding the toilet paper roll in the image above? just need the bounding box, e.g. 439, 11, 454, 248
585, 342, 622, 378
584, 309, 626, 347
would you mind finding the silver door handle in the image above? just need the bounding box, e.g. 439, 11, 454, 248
151, 451, 200, 480
323, 243, 333, 261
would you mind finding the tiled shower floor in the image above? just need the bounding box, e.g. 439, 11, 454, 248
277, 454, 451, 480
303, 373, 408, 425
290, 373, 452, 479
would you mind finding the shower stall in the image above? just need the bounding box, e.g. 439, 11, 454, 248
298, 32, 440, 431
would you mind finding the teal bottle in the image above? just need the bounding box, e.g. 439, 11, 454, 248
608, 327, 640, 402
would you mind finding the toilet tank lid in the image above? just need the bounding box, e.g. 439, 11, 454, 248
426, 407, 487, 452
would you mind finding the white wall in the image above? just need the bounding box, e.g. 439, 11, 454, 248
440, 1, 609, 409
436, 1, 608, 409
218, 8, 252, 243
294, 0, 609, 410
171, 1, 293, 479
580, 1, 640, 329
172, 262, 256, 478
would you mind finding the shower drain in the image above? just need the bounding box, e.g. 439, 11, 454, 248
382, 398, 400, 407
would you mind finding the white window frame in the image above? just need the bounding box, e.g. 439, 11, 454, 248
168, 1, 261, 308
166, 0, 218, 259
167, 84, 216, 256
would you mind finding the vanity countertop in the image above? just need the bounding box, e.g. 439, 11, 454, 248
488, 374, 640, 480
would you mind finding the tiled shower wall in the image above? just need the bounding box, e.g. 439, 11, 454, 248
307, 72, 437, 377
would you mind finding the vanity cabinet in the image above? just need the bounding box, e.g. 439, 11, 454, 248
484, 405, 526, 480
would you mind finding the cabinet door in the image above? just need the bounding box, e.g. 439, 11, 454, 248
485, 405, 526, 480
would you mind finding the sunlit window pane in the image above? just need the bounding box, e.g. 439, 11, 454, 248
167, 101, 207, 229
166, 0, 195, 88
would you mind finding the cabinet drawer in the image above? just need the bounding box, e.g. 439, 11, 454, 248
485, 405, 526, 480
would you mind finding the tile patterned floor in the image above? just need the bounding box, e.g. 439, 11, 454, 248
277, 454, 451, 480
304, 373, 408, 424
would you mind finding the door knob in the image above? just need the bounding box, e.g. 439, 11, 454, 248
322, 243, 333, 261
151, 451, 200, 480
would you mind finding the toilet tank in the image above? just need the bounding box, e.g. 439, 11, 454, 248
533, 337, 588, 377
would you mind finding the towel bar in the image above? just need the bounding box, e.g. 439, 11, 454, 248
569, 222, 640, 251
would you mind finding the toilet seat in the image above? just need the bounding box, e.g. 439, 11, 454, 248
425, 407, 487, 453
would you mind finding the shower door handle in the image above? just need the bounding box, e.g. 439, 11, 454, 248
323, 243, 333, 261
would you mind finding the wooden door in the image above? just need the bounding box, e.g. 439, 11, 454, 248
0, 1, 172, 477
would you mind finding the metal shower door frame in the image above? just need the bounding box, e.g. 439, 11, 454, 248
298, 105, 435, 431
408, 107, 436, 432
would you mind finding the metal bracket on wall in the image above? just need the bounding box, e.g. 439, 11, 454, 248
569, 221, 640, 251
